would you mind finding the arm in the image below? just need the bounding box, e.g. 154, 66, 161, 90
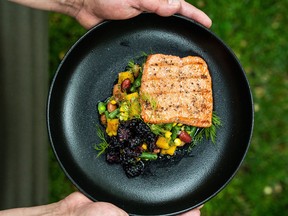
9, 0, 212, 29
0, 202, 60, 216
0, 192, 128, 216
0, 191, 202, 216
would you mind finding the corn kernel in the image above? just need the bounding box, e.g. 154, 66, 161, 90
110, 100, 117, 105
177, 123, 183, 126
119, 102, 128, 112
172, 123, 177, 127
174, 138, 182, 146
165, 131, 172, 138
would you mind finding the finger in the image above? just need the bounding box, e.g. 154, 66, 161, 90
137, 0, 182, 17
92, 202, 129, 216
196, 204, 204, 209
178, 209, 201, 216
178, 205, 204, 216
75, 9, 104, 29
178, 0, 212, 28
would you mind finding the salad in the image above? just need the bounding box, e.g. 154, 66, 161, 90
95, 55, 221, 178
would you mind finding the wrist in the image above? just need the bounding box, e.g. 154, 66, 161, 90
9, 0, 83, 17
21, 202, 62, 216
54, 0, 83, 17
0, 201, 62, 216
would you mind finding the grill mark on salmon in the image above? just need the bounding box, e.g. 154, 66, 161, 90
140, 54, 213, 128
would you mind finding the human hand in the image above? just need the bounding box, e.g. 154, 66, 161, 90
178, 205, 204, 216
66, 0, 212, 29
57, 192, 128, 216
58, 191, 203, 216
10, 0, 211, 29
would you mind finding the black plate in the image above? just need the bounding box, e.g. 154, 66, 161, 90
47, 14, 253, 216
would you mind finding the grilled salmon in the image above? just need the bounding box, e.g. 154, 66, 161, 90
140, 54, 213, 128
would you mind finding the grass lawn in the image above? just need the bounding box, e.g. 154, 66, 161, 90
48, 0, 288, 215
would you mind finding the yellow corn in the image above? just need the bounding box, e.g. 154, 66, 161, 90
172, 123, 177, 127
177, 123, 183, 126
165, 131, 172, 138
174, 138, 182, 146
110, 99, 117, 105
120, 102, 128, 112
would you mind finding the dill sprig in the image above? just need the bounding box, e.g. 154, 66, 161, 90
94, 125, 109, 157
148, 123, 167, 135
193, 112, 222, 144
141, 93, 157, 110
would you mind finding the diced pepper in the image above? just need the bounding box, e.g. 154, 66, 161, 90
156, 136, 170, 149
122, 92, 141, 119
161, 145, 177, 156
118, 71, 134, 84
106, 118, 119, 136
125, 92, 139, 101
141, 143, 147, 150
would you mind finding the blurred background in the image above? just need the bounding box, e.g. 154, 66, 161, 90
1, 0, 287, 215
48, 0, 288, 215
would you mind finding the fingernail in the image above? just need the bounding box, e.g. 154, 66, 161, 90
197, 204, 204, 209
168, 0, 180, 5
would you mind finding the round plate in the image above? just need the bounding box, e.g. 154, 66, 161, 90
47, 14, 253, 216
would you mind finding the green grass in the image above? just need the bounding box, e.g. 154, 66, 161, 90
48, 0, 288, 214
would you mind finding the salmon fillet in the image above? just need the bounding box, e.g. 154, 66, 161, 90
139, 54, 213, 128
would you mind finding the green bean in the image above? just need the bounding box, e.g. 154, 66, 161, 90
189, 126, 197, 136
133, 74, 142, 87
104, 111, 109, 120
171, 126, 181, 140
139, 152, 158, 160
164, 123, 173, 131
129, 85, 136, 92
108, 108, 120, 119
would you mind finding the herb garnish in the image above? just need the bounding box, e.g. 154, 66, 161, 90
193, 112, 222, 144
94, 125, 109, 157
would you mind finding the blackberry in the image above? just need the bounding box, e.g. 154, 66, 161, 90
106, 147, 121, 164
122, 147, 141, 158
128, 119, 139, 128
135, 121, 151, 138
117, 126, 131, 142
108, 136, 122, 148
128, 136, 143, 148
123, 160, 145, 178
144, 132, 157, 151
